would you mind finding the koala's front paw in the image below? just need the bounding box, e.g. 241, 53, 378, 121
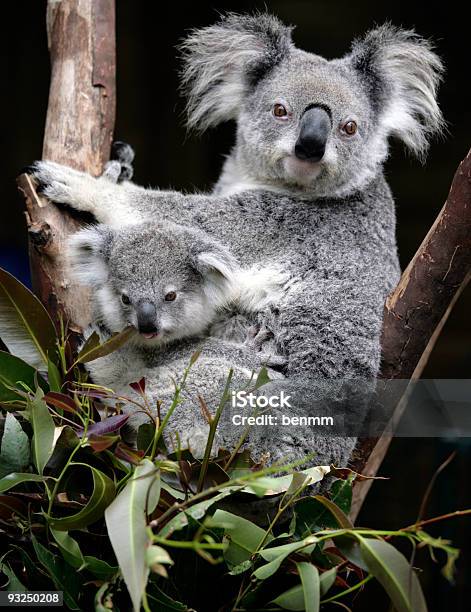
22, 160, 96, 210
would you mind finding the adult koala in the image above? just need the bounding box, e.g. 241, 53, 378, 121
26, 14, 443, 467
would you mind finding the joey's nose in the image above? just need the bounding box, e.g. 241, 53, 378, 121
295, 106, 331, 162
136, 301, 158, 334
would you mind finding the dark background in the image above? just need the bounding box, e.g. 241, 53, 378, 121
2, 1, 470, 609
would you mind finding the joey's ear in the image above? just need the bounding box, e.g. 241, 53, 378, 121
348, 24, 445, 159
68, 225, 113, 287
191, 245, 238, 286
180, 12, 293, 131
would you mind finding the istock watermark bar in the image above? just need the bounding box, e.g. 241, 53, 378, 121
219, 379, 471, 438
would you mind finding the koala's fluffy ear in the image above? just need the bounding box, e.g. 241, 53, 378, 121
192, 247, 238, 282
180, 12, 293, 131
349, 24, 445, 159
68, 226, 113, 287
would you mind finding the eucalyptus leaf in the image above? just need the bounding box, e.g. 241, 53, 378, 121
157, 488, 240, 538
356, 535, 427, 612
212, 509, 271, 567
29, 388, 55, 474
105, 459, 158, 612
254, 537, 317, 580
0, 562, 26, 592
243, 465, 330, 497
76, 326, 135, 364
83, 556, 118, 580
50, 529, 85, 569
297, 562, 320, 612
0, 472, 47, 493
329, 477, 353, 515
48, 463, 115, 530
31, 534, 80, 609
0, 412, 30, 477
47, 359, 62, 393
319, 566, 337, 595
0, 351, 48, 405
271, 584, 305, 611
0, 267, 57, 370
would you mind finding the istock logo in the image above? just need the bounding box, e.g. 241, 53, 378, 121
231, 390, 292, 409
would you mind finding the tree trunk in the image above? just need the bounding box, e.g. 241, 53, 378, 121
17, 0, 115, 331
350, 148, 471, 520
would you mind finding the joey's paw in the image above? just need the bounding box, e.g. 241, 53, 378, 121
111, 141, 135, 164
184, 425, 220, 459
20, 160, 92, 205
262, 353, 288, 373
246, 325, 273, 349
102, 141, 135, 183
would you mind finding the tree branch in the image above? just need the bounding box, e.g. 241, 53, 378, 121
350, 148, 471, 520
17, 0, 115, 330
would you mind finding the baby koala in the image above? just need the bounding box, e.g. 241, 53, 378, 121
69, 220, 239, 349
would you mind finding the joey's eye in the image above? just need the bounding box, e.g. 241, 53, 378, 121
165, 291, 177, 302
121, 293, 131, 305
342, 120, 357, 136
273, 103, 288, 118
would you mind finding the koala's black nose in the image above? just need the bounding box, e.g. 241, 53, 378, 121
295, 106, 331, 162
136, 301, 158, 334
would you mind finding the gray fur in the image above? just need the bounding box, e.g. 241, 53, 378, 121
27, 14, 444, 469
69, 221, 240, 347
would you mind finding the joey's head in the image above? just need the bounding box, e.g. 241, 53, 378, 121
69, 223, 238, 346
181, 14, 444, 197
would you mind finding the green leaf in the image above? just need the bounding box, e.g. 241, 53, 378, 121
157, 488, 240, 538
29, 388, 55, 474
254, 537, 317, 580
272, 584, 305, 611
271, 569, 335, 612
355, 535, 427, 612
0, 562, 26, 592
50, 529, 85, 569
48, 463, 115, 530
146, 545, 174, 569
312, 495, 353, 529
319, 566, 337, 595
105, 459, 158, 612
147, 584, 189, 611
334, 534, 369, 571
82, 556, 118, 580
253, 366, 271, 389
0, 267, 57, 370
47, 359, 62, 393
297, 562, 320, 612
137, 422, 156, 453
75, 326, 135, 364
0, 351, 48, 405
329, 477, 353, 515
294, 493, 352, 538
31, 534, 80, 609
0, 412, 30, 477
243, 465, 330, 497
0, 472, 47, 493
212, 509, 270, 567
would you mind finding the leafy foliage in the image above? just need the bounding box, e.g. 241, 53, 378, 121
0, 267, 466, 611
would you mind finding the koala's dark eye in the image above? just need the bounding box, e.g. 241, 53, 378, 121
273, 103, 288, 119
165, 291, 177, 302
342, 120, 358, 136
121, 293, 131, 305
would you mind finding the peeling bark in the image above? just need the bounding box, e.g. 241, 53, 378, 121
18, 0, 115, 330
